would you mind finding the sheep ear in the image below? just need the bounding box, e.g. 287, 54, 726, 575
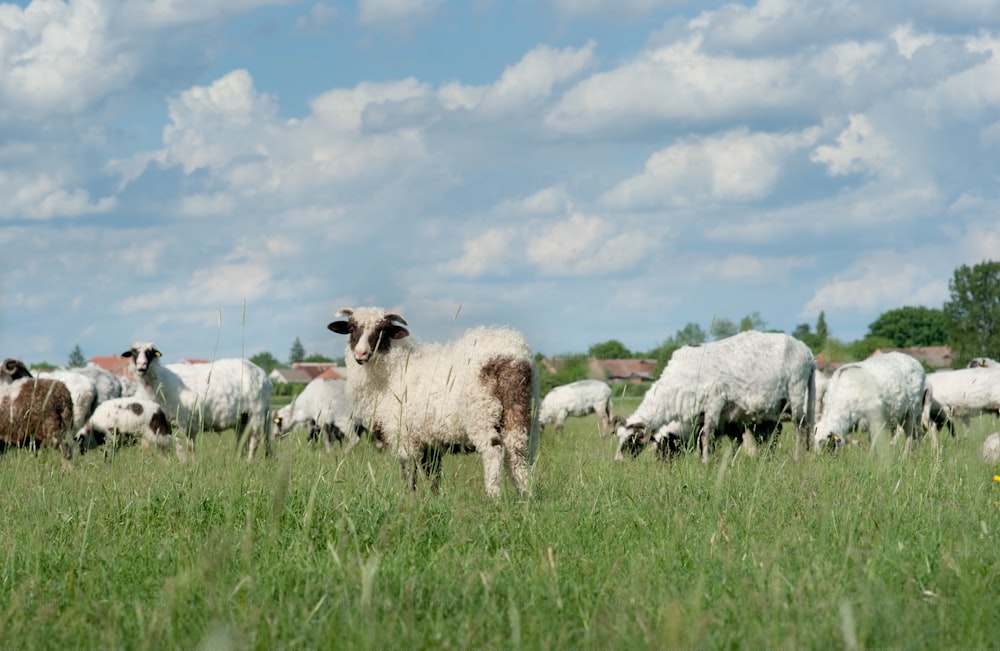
387, 325, 410, 340
385, 312, 408, 326
154, 350, 161, 358
121, 350, 134, 359
335, 308, 354, 317
328, 321, 351, 335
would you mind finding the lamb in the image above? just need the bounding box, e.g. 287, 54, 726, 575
924, 366, 1000, 427
813, 352, 930, 453
75, 397, 176, 458
0, 358, 74, 457
614, 331, 816, 463
273, 378, 361, 452
327, 306, 539, 497
539, 379, 614, 435
121, 343, 273, 461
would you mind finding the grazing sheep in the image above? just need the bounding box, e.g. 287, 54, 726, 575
924, 366, 1000, 427
614, 331, 816, 463
327, 307, 539, 497
74, 363, 124, 404
0, 358, 74, 457
121, 343, 273, 461
982, 432, 1000, 462
75, 397, 176, 458
36, 370, 98, 431
814, 370, 830, 419
273, 378, 361, 452
539, 379, 614, 435
968, 357, 999, 368
814, 352, 930, 454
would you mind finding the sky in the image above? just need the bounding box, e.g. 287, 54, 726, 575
3, 0, 1000, 367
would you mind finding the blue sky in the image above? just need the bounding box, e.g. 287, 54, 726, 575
3, 0, 1000, 366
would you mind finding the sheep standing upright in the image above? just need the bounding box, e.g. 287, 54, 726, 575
0, 358, 74, 457
328, 307, 539, 497
122, 343, 273, 461
614, 331, 816, 462
814, 352, 929, 454
539, 379, 614, 435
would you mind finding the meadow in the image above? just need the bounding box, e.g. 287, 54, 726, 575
1, 395, 998, 650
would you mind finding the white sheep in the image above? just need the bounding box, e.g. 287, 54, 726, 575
925, 366, 1000, 428
74, 363, 124, 404
121, 343, 273, 461
814, 352, 930, 454
814, 369, 830, 419
968, 357, 1000, 368
75, 397, 177, 458
539, 379, 614, 435
37, 369, 98, 431
0, 358, 74, 457
982, 432, 1000, 463
327, 307, 539, 497
273, 378, 361, 453
614, 331, 816, 463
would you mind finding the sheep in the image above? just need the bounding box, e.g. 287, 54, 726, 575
121, 343, 273, 461
539, 379, 614, 435
968, 357, 1000, 368
814, 369, 830, 419
614, 331, 816, 463
982, 432, 1000, 463
327, 306, 539, 498
75, 397, 176, 458
813, 352, 930, 454
0, 358, 74, 457
36, 370, 98, 431
924, 366, 1000, 428
273, 378, 362, 453
74, 363, 124, 404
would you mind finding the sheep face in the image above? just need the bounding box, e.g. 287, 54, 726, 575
327, 307, 410, 365
121, 343, 161, 376
615, 422, 652, 459
1, 358, 32, 383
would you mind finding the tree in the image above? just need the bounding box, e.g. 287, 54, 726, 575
537, 353, 591, 396
289, 337, 306, 364
867, 306, 948, 347
67, 344, 86, 368
943, 260, 1000, 364
709, 317, 738, 340
646, 322, 708, 378
589, 339, 631, 359
303, 353, 334, 363
792, 323, 821, 353
739, 312, 767, 332
250, 351, 281, 373
815, 311, 828, 345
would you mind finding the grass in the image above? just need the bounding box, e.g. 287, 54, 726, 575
0, 400, 998, 649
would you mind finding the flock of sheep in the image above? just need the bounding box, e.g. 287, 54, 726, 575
2, 307, 999, 497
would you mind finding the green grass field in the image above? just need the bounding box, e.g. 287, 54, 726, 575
1, 398, 998, 649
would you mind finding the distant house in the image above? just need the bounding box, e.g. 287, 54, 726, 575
541, 357, 657, 383
269, 362, 344, 385
871, 345, 953, 370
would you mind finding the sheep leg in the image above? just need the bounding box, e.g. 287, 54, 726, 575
233, 412, 250, 454
481, 444, 504, 498
503, 439, 531, 497
420, 445, 444, 494
400, 457, 419, 491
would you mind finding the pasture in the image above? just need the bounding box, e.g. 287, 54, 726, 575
1, 397, 998, 649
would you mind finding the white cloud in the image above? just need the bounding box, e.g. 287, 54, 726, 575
439, 228, 517, 277
604, 127, 818, 209
811, 114, 900, 179
357, 0, 443, 25
121, 261, 273, 313
549, 0, 684, 17
804, 258, 949, 316
708, 254, 814, 284
525, 212, 659, 276
891, 22, 937, 59
496, 186, 574, 216
0, 170, 116, 220
439, 42, 597, 118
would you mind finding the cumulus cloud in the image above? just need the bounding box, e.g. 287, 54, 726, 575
0, 171, 116, 220
525, 212, 659, 276
804, 257, 949, 316
811, 114, 900, 179
121, 260, 273, 313
604, 127, 819, 209
438, 228, 518, 277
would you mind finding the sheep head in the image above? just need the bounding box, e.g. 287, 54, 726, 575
327, 307, 410, 365
0, 358, 32, 383
121, 342, 161, 376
